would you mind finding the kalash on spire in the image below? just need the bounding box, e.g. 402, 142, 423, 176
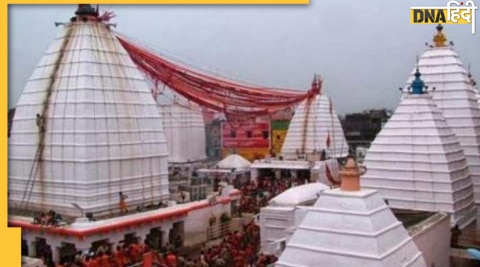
73, 4, 99, 18
433, 24, 447, 47
69, 4, 115, 22
409, 67, 430, 94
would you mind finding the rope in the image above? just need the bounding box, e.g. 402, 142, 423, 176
313, 92, 320, 152
56, 24, 78, 213
326, 163, 341, 186
329, 97, 336, 159
20, 23, 75, 214
300, 96, 314, 154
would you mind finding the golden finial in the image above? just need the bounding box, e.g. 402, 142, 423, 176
433, 24, 447, 47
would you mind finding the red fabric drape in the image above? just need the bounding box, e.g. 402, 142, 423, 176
116, 34, 315, 119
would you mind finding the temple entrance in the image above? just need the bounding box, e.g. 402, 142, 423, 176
123, 233, 139, 247
59, 242, 77, 264
35, 238, 52, 260
91, 239, 111, 255
145, 227, 162, 250
169, 221, 185, 248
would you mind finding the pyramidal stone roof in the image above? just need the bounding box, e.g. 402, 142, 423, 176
407, 25, 480, 205
8, 9, 170, 217
157, 95, 206, 163
276, 188, 426, 267
281, 77, 348, 160
362, 69, 476, 228
276, 158, 426, 266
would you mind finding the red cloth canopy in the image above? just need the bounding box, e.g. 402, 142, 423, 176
117, 34, 316, 119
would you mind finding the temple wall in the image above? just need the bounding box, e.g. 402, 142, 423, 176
259, 206, 295, 255
18, 194, 240, 263
183, 199, 232, 247
21, 218, 179, 263
410, 213, 451, 267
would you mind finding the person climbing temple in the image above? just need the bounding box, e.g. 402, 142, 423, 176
36, 113, 45, 133
119, 192, 128, 214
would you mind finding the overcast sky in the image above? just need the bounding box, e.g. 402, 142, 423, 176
8, 1, 480, 115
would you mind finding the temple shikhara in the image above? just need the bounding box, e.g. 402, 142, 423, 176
281, 75, 348, 160
410, 25, 480, 211
8, 4, 480, 267
361, 67, 476, 229
9, 4, 171, 217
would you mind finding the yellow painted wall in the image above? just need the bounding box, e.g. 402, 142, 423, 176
271, 129, 287, 154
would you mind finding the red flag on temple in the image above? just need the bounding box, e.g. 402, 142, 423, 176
326, 133, 331, 148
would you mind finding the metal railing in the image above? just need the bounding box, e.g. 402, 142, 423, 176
207, 221, 231, 241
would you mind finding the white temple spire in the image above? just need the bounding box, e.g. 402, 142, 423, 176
9, 7, 170, 217
361, 65, 476, 228
281, 76, 347, 160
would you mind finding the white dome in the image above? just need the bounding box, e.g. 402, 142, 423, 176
408, 45, 480, 205
361, 93, 476, 228
281, 93, 347, 160
157, 99, 206, 163
216, 154, 251, 169
8, 20, 169, 216
269, 182, 329, 206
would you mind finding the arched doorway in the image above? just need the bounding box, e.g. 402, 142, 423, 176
145, 228, 162, 250
35, 238, 52, 261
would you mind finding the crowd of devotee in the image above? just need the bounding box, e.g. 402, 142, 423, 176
33, 210, 63, 226
239, 175, 309, 214
25, 171, 313, 267
205, 223, 275, 267
31, 221, 277, 267
156, 222, 277, 267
